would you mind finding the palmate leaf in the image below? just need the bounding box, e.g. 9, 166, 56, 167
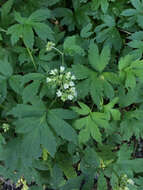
7, 9, 54, 48
95, 15, 122, 52
74, 115, 102, 144
127, 34, 143, 57
119, 55, 143, 89
120, 110, 143, 141
8, 105, 57, 158
72, 64, 115, 107
9, 106, 76, 155
121, 0, 143, 28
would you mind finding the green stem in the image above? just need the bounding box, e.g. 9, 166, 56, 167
52, 47, 64, 65
25, 46, 37, 70
49, 97, 57, 109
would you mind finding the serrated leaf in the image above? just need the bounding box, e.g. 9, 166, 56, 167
7, 24, 23, 45
75, 115, 102, 144
89, 118, 102, 144
33, 22, 54, 41
47, 110, 77, 144
125, 71, 136, 89
90, 79, 103, 108
29, 9, 51, 22
79, 126, 90, 144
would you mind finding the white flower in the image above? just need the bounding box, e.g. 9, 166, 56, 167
71, 87, 76, 92
68, 95, 74, 100
56, 90, 62, 97
54, 69, 58, 73
60, 66, 65, 73
50, 70, 56, 75
74, 91, 77, 97
71, 75, 76, 80
66, 72, 71, 79
59, 74, 63, 79
50, 69, 58, 75
64, 83, 69, 89
127, 179, 134, 185
46, 77, 52, 83
69, 81, 75, 87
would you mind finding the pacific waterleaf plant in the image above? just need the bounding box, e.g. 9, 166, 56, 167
1, 0, 143, 189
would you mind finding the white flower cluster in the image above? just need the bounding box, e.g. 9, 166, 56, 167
118, 174, 135, 190
46, 66, 77, 102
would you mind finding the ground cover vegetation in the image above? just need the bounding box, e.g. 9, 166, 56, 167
0, 0, 143, 189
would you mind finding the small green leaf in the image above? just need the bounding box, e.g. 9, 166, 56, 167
23, 25, 34, 49
97, 173, 107, 190
80, 23, 93, 38
64, 36, 85, 56
29, 9, 51, 22
0, 58, 13, 77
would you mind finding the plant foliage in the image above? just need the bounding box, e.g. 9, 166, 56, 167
0, 0, 143, 190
